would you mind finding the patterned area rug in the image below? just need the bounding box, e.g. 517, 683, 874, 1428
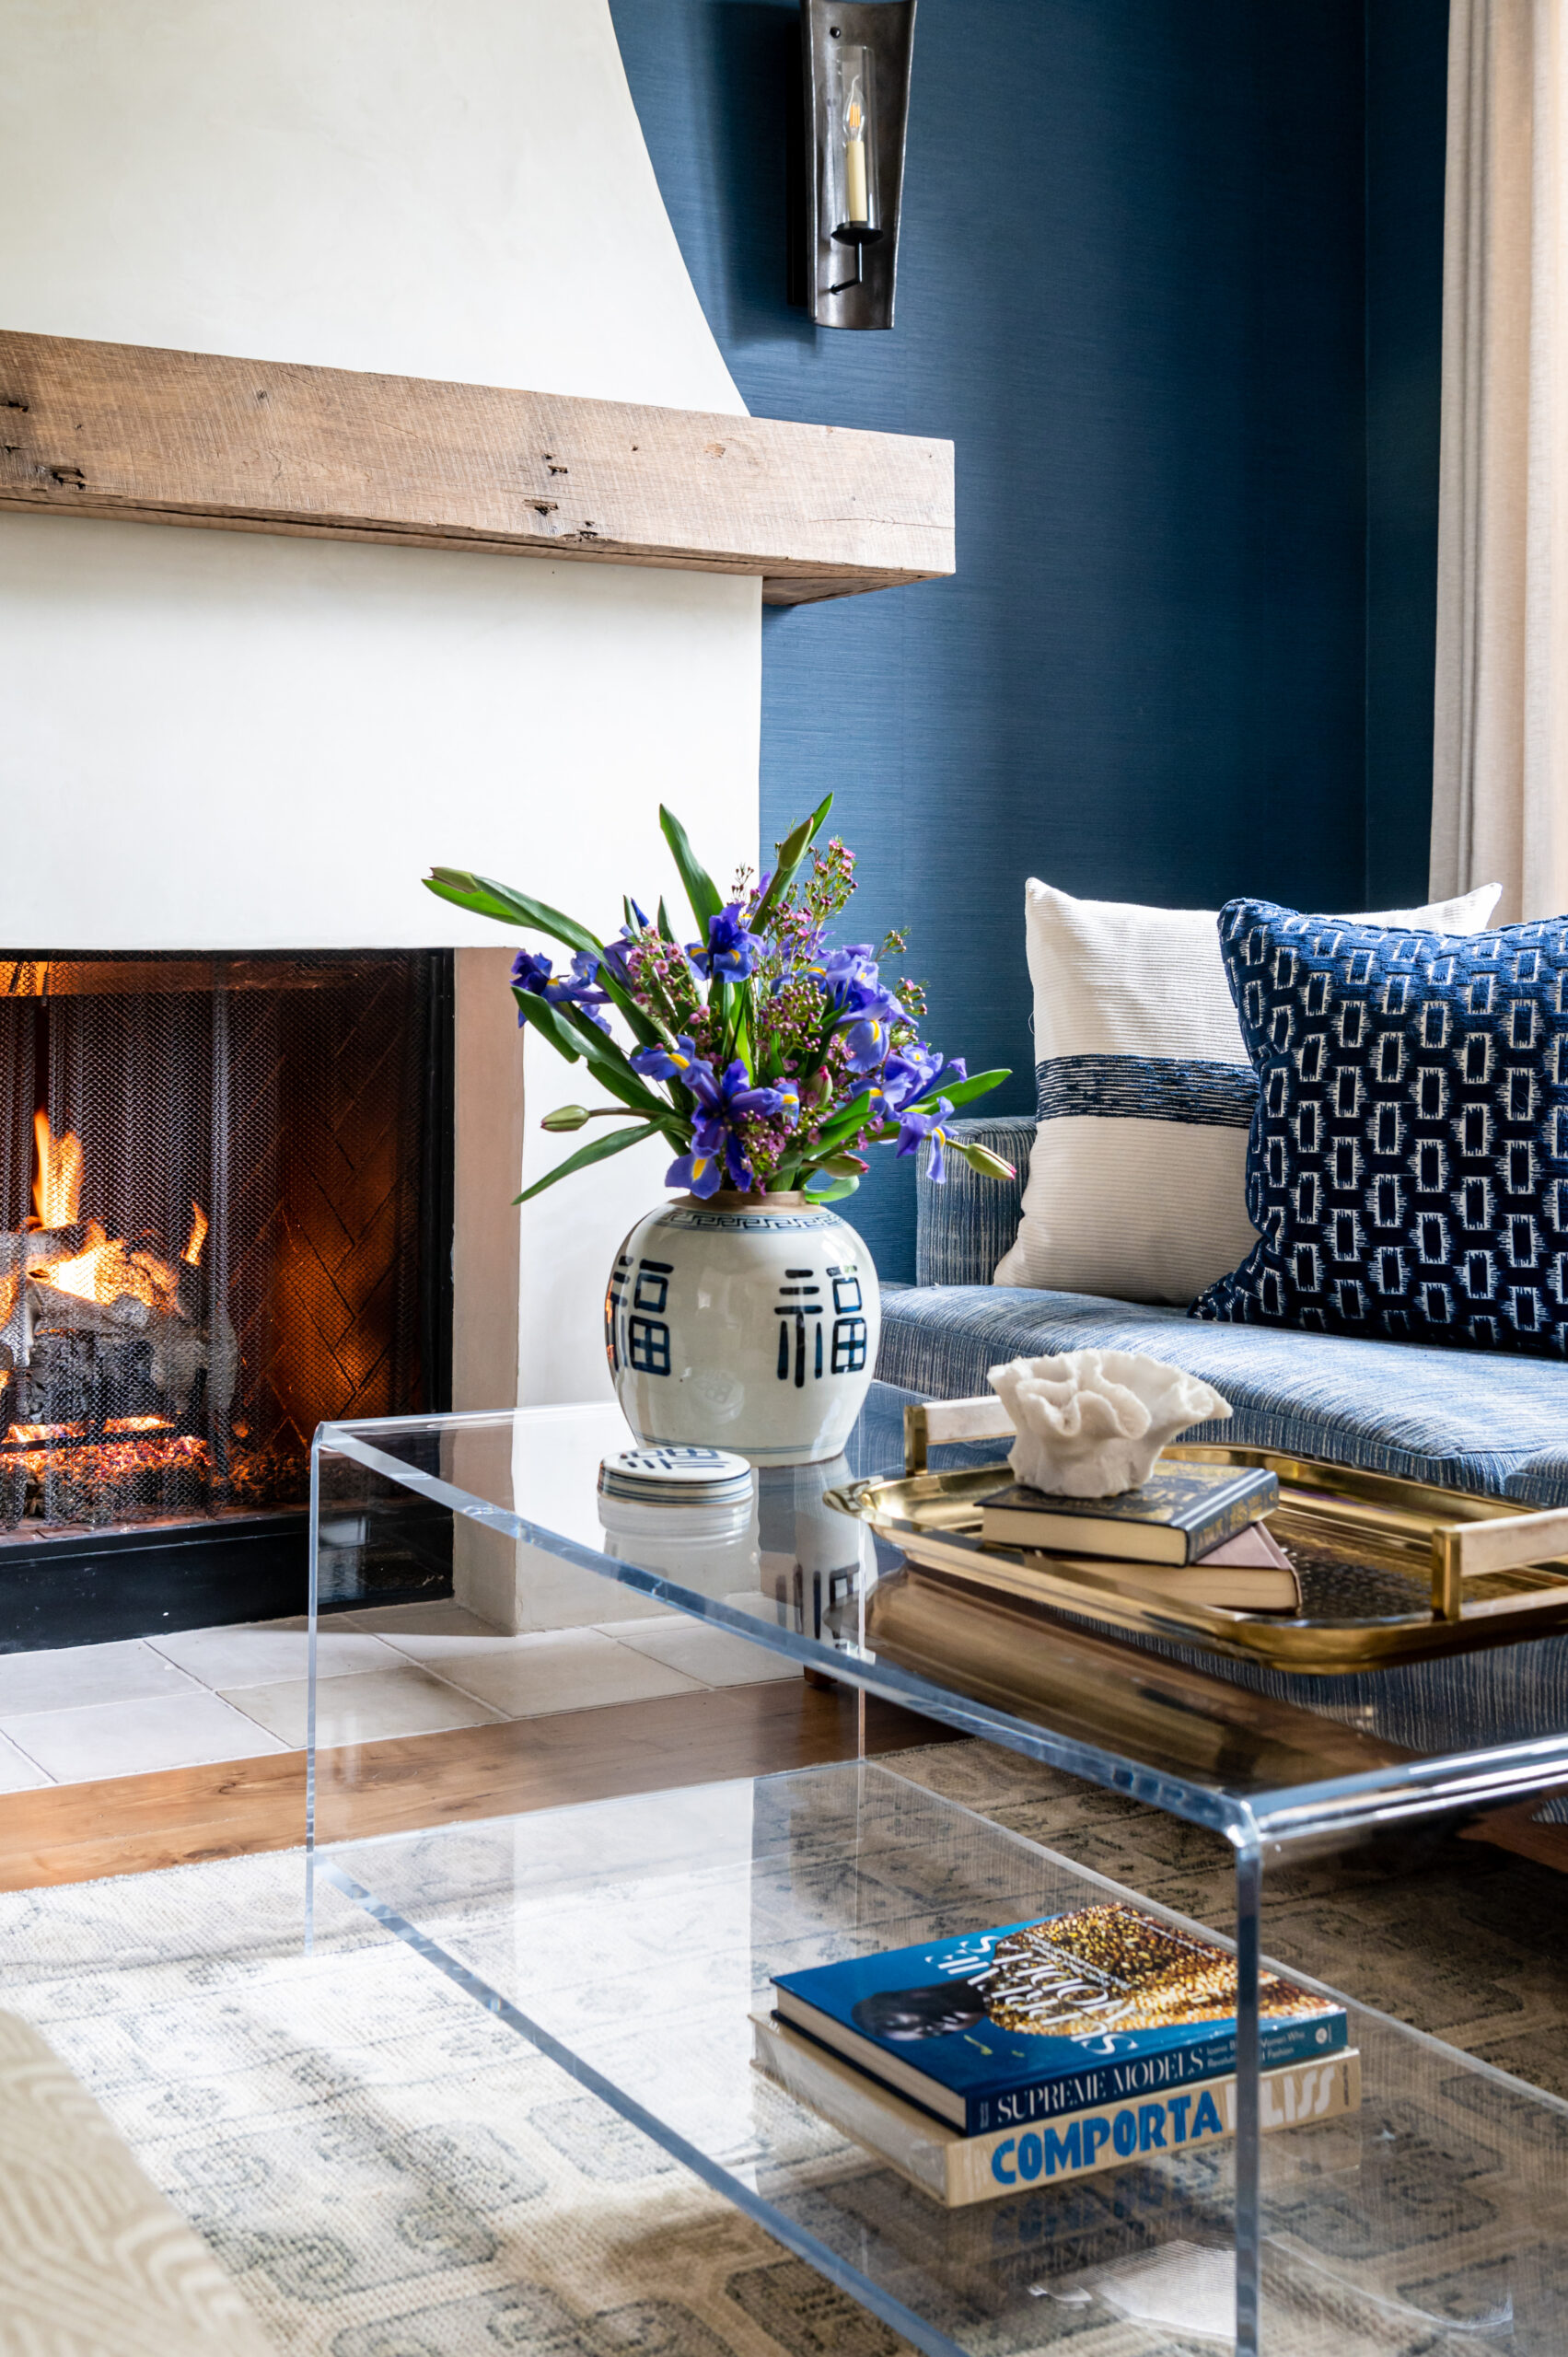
0, 1739, 1566, 2356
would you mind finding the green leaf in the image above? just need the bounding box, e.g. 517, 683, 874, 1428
425, 870, 602, 960
728, 994, 752, 1075
659, 807, 723, 938
516, 1122, 661, 1205
809, 1088, 877, 1150
550, 1015, 672, 1117
656, 897, 677, 945
941, 1066, 1012, 1111
803, 1171, 860, 1203
516, 994, 672, 1113
751, 794, 834, 934
587, 970, 667, 1051
512, 990, 582, 1064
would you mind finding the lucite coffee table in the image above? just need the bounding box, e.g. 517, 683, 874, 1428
308, 1380, 1568, 2356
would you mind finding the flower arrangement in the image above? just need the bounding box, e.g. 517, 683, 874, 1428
424, 795, 1013, 1207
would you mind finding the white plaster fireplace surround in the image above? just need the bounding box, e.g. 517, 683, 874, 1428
0, 0, 761, 1406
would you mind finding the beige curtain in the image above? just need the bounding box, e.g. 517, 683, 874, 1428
1433, 0, 1568, 923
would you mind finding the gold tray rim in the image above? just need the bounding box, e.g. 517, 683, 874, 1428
825, 1443, 1568, 1673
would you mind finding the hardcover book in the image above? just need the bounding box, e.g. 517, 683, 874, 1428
979, 1460, 1280, 1565
752, 2011, 1362, 2207
1027, 1519, 1300, 1611
771, 1902, 1346, 2137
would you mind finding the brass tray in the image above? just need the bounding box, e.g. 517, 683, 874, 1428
826, 1444, 1568, 1674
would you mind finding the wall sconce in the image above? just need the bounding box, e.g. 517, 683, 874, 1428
800, 0, 915, 331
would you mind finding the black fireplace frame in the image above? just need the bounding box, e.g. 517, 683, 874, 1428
0, 948, 457, 1651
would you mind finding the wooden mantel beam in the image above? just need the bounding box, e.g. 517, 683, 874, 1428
0, 331, 953, 606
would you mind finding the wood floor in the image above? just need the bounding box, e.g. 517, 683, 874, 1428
5, 1671, 1562, 1897
0, 1679, 958, 1893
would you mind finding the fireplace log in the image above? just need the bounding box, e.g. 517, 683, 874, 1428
0, 1226, 88, 1275
6, 1276, 238, 1424
25, 1285, 154, 1337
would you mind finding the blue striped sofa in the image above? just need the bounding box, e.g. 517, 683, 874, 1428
879, 1119, 1568, 1511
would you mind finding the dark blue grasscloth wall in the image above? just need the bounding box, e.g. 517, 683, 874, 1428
610, 0, 1389, 1280
1365, 0, 1449, 909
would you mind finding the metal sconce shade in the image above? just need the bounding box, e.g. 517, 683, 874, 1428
802, 0, 915, 331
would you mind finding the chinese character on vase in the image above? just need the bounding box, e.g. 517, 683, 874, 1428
424, 795, 1013, 1464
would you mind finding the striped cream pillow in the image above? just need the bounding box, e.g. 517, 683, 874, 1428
994, 878, 1504, 1305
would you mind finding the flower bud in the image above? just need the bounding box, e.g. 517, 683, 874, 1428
957, 1143, 1016, 1180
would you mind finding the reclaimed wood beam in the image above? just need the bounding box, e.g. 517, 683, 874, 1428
0, 331, 953, 606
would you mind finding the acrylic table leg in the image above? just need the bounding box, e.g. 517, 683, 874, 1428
305, 1434, 320, 1957
1233, 1832, 1263, 2353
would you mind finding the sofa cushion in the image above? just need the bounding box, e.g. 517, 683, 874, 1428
993, 877, 1503, 1307
1193, 900, 1568, 1358
916, 1117, 1036, 1285
877, 1283, 1568, 1506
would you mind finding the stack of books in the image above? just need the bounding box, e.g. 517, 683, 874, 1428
754, 1902, 1358, 2207
921, 1457, 1302, 1614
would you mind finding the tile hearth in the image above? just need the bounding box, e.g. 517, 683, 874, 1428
0, 1602, 798, 1790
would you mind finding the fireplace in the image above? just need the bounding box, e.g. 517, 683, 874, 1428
0, 952, 453, 1648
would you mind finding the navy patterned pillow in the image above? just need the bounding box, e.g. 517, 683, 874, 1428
1190, 900, 1568, 1356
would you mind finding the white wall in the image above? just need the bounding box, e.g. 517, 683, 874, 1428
0, 512, 758, 953
0, 0, 761, 1403
0, 0, 741, 401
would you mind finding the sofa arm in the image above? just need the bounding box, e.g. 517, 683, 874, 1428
914, 1116, 1034, 1286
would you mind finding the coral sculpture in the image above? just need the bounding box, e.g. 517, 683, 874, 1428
988, 1350, 1232, 1498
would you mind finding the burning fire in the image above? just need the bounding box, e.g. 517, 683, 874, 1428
0, 1117, 235, 1510
28, 1113, 207, 1318
33, 1111, 82, 1229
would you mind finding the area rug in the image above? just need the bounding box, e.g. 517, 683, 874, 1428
0, 1741, 1565, 2357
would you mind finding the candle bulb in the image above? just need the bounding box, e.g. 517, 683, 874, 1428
843, 70, 869, 224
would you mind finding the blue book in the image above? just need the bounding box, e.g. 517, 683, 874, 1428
772, 1902, 1347, 2136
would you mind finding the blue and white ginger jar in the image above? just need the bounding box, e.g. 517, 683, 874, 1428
605, 1191, 881, 1466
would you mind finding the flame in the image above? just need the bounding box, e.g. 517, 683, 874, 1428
1, 1434, 207, 1480
33, 1112, 82, 1229
27, 1116, 205, 1318
35, 1221, 183, 1313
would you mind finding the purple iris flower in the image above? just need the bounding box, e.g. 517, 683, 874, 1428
599, 936, 635, 991
807, 945, 907, 1070
665, 1107, 749, 1198
894, 1095, 957, 1181
512, 948, 611, 1033
511, 948, 553, 997
818, 944, 879, 1002
599, 902, 658, 993
839, 986, 906, 1074
631, 1035, 706, 1086
879, 1047, 964, 1113
634, 1045, 796, 1196
695, 1057, 791, 1123
665, 1119, 729, 1199
689, 902, 761, 983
